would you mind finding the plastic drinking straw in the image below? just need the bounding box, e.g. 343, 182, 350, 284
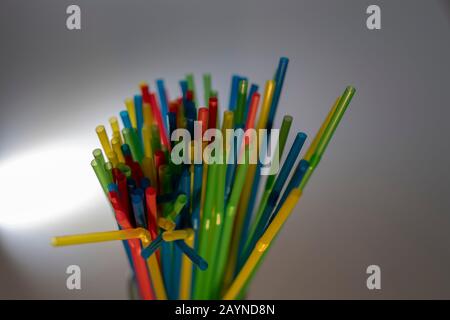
186, 73, 198, 107
270, 159, 309, 224
95, 192, 157, 301
151, 124, 162, 153
300, 86, 355, 189
142, 126, 156, 182
158, 217, 176, 231
122, 128, 143, 164
93, 148, 106, 169
208, 97, 218, 129
224, 86, 356, 300
180, 232, 195, 299
149, 92, 171, 151
107, 151, 119, 168
120, 110, 133, 129
91, 159, 109, 194
266, 57, 289, 130
304, 96, 340, 162
143, 102, 154, 127
111, 137, 125, 163
52, 228, 166, 300
203, 138, 227, 299
96, 125, 112, 156
211, 143, 251, 297
109, 116, 123, 145
156, 79, 169, 133
203, 73, 212, 106
162, 228, 193, 241
244, 84, 259, 121
104, 162, 114, 184
192, 163, 203, 237
125, 98, 137, 129
134, 95, 144, 143
145, 187, 158, 239
225, 78, 248, 194
229, 75, 241, 110
192, 157, 218, 299
235, 79, 248, 128
131, 190, 146, 228
52, 228, 151, 247
175, 240, 208, 271
242, 132, 307, 264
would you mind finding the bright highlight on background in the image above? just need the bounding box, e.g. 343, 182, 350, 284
0, 142, 98, 228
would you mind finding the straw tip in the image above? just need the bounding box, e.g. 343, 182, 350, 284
50, 237, 59, 247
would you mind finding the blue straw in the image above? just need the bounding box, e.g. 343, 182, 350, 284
229, 75, 243, 110
134, 95, 144, 145
240, 132, 307, 265
161, 241, 173, 298
121, 143, 131, 158
175, 240, 208, 271
140, 177, 151, 190
156, 79, 169, 135
270, 159, 310, 225
266, 57, 289, 130
141, 233, 163, 259
179, 80, 188, 106
131, 189, 146, 228
120, 110, 132, 129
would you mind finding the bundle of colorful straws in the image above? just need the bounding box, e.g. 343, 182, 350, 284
52, 57, 356, 300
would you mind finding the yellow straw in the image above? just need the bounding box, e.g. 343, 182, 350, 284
111, 137, 126, 163
125, 98, 137, 129
143, 102, 154, 127
162, 229, 193, 241
52, 228, 167, 300
304, 96, 340, 161
223, 188, 302, 300
96, 125, 112, 156
107, 151, 119, 168
223, 80, 275, 286
109, 116, 123, 145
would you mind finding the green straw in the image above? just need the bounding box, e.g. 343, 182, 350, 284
202, 147, 227, 299
203, 73, 212, 106
122, 128, 143, 164
104, 162, 113, 185
151, 124, 162, 153
193, 159, 218, 299
186, 73, 198, 106
117, 163, 132, 178
213, 144, 251, 295
234, 79, 248, 126
299, 86, 355, 189
91, 159, 109, 194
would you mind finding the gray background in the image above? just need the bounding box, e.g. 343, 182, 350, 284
1, 0, 449, 299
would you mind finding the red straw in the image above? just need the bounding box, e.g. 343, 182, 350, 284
149, 92, 171, 151
109, 191, 156, 300
208, 97, 218, 129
